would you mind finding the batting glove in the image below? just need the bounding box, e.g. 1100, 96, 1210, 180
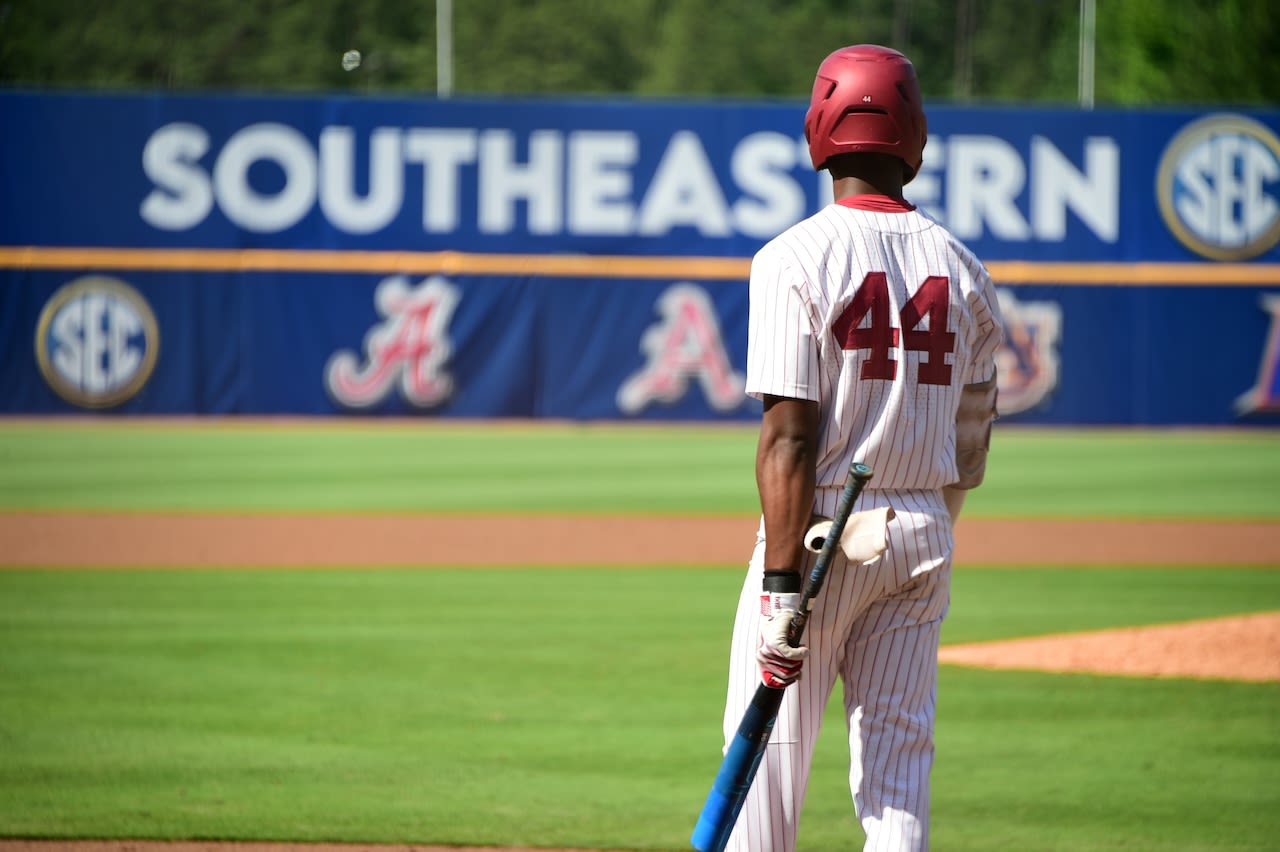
757, 584, 809, 689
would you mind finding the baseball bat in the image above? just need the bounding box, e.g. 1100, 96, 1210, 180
690, 461, 874, 852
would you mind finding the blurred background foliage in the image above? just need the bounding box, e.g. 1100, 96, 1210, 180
0, 0, 1276, 105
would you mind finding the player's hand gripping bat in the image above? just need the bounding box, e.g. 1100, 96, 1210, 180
690, 461, 874, 852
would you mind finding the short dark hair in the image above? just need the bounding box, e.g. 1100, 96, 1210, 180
825, 151, 911, 183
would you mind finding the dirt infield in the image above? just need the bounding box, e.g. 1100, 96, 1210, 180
939, 611, 1280, 682
4, 512, 1280, 568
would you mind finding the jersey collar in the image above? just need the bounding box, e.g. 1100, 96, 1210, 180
836, 195, 916, 213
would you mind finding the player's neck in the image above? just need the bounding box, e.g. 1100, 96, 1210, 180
831, 175, 905, 203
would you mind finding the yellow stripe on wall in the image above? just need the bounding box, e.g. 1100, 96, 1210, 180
1, 246, 1278, 286
0, 247, 750, 280
991, 260, 1280, 286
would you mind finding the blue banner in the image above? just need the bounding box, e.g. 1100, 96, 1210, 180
2, 91, 1279, 424
6, 268, 1280, 425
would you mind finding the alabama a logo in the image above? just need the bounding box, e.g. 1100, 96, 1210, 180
1235, 294, 1280, 414
35, 276, 160, 408
993, 289, 1062, 415
617, 283, 746, 414
326, 275, 460, 408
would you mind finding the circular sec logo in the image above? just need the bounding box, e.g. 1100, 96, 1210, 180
1156, 114, 1280, 261
35, 276, 160, 408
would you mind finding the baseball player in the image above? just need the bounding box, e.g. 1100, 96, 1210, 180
719, 44, 1003, 851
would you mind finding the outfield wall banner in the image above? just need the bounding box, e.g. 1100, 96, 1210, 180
2, 91, 1279, 424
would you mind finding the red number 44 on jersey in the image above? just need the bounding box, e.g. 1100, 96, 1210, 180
831, 273, 956, 386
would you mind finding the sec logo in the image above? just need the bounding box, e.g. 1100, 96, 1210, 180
1156, 114, 1280, 261
35, 276, 160, 408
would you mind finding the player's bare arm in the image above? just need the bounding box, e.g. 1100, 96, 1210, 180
753, 393, 820, 691
755, 394, 821, 574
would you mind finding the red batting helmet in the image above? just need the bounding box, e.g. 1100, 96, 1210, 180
803, 44, 927, 181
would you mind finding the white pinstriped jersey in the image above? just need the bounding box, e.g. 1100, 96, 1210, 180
746, 195, 1003, 491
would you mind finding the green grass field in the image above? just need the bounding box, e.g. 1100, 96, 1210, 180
1, 421, 1278, 851
2, 421, 1279, 517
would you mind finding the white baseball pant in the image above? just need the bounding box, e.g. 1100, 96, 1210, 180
721, 488, 953, 852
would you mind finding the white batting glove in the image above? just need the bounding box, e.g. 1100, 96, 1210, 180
756, 590, 809, 689
803, 507, 895, 563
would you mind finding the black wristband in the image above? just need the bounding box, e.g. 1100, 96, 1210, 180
762, 570, 802, 593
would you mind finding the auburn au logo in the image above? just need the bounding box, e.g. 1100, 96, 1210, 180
993, 289, 1062, 416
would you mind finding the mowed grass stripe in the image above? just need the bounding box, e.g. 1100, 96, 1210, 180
0, 422, 760, 514
0, 566, 1276, 850
0, 420, 1278, 517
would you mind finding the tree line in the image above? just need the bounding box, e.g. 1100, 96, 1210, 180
1, 0, 1276, 106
